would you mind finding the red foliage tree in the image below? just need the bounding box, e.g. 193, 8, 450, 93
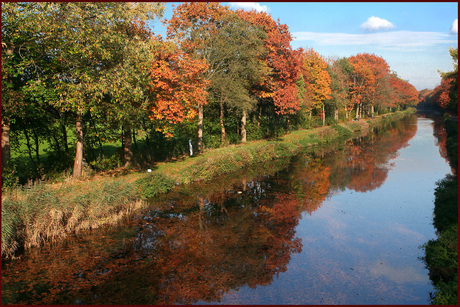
237, 9, 301, 115
348, 53, 391, 117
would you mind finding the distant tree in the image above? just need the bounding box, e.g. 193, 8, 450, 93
388, 74, 419, 109
327, 57, 354, 120
348, 53, 390, 118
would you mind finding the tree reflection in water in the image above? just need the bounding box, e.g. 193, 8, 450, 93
1, 116, 419, 305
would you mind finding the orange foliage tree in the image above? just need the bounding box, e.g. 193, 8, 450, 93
388, 74, 419, 110
299, 48, 332, 126
148, 40, 209, 138
432, 77, 455, 109
166, 2, 230, 151
348, 53, 391, 118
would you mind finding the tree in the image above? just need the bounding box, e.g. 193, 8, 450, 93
237, 9, 301, 132
2, 2, 165, 178
101, 15, 164, 168
299, 48, 332, 126
147, 40, 209, 138
388, 74, 419, 110
206, 12, 268, 143
327, 57, 354, 120
166, 2, 230, 152
438, 47, 458, 112
348, 53, 390, 118
431, 78, 455, 110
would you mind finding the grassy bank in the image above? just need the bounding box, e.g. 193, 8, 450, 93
1, 109, 415, 259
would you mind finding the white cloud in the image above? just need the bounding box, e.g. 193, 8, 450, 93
450, 19, 458, 34
292, 31, 457, 52
228, 2, 268, 13
361, 16, 395, 31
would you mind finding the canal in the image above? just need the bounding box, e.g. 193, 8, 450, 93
1, 114, 452, 304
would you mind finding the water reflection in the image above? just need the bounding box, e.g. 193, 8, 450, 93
2, 116, 421, 305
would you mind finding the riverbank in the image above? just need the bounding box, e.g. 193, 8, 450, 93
1, 109, 416, 260
420, 113, 458, 305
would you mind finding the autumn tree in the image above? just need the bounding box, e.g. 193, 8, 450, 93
209, 14, 267, 143
102, 14, 164, 168
299, 48, 332, 126
388, 73, 419, 110
431, 77, 455, 109
348, 53, 390, 118
327, 57, 354, 120
438, 47, 458, 112
1, 3, 62, 173
147, 40, 209, 138
237, 9, 301, 132
166, 2, 230, 152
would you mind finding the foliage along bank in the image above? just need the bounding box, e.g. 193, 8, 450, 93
1, 109, 415, 260
417, 43, 458, 305
2, 2, 420, 188
420, 114, 458, 305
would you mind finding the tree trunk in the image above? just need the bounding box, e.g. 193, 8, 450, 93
197, 104, 203, 153
32, 128, 40, 166
371, 105, 374, 117
286, 116, 290, 133
241, 109, 247, 143
23, 128, 36, 167
220, 100, 226, 144
356, 104, 360, 119
61, 118, 69, 153
123, 127, 133, 168
132, 129, 138, 150
258, 106, 261, 128
322, 105, 325, 126
73, 115, 84, 179
1, 117, 11, 170
50, 130, 63, 159
335, 107, 339, 121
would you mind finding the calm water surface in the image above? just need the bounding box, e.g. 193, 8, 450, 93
1, 115, 452, 305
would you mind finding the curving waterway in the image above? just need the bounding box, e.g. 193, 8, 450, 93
1, 114, 452, 305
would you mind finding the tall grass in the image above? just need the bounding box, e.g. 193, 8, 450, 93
2, 178, 145, 259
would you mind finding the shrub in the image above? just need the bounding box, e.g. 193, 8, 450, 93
135, 172, 176, 198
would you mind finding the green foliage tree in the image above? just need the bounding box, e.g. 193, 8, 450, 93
2, 2, 164, 178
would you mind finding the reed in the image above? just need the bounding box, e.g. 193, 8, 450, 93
2, 178, 146, 259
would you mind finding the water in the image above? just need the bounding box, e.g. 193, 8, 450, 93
1, 115, 452, 305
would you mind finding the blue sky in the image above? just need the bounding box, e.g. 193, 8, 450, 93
150, 2, 458, 90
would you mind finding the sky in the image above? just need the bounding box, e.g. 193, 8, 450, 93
150, 2, 458, 91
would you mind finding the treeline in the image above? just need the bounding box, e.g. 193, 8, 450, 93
2, 2, 419, 185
